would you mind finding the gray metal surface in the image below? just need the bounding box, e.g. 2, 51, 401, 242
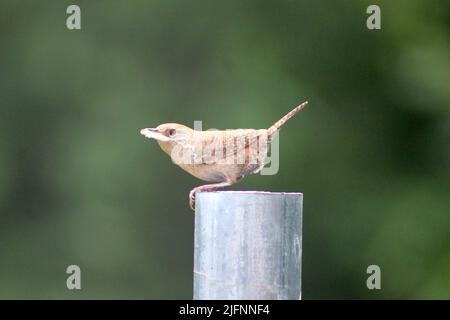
194, 191, 303, 300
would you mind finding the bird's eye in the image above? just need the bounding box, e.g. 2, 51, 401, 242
168, 129, 176, 137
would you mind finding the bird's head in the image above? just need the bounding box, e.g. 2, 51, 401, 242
140, 123, 194, 156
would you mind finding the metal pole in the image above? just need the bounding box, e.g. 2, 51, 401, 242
193, 191, 303, 300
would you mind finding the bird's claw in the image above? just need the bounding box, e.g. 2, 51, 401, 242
189, 189, 196, 211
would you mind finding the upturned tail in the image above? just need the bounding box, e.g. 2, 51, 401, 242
268, 101, 308, 137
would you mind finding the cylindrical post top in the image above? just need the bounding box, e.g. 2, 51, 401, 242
194, 191, 303, 300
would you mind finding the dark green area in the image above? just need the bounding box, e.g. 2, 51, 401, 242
0, 0, 448, 299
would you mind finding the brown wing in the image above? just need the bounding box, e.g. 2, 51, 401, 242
192, 129, 269, 166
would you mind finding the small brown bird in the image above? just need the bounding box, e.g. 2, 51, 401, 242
141, 101, 308, 210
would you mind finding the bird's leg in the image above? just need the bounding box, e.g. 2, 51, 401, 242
189, 181, 234, 211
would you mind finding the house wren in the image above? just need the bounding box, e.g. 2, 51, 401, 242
140, 101, 308, 210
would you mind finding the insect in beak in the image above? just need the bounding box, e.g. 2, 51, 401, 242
140, 128, 171, 142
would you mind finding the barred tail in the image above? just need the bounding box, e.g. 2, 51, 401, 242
268, 101, 308, 137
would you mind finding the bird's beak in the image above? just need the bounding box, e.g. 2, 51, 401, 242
140, 128, 171, 142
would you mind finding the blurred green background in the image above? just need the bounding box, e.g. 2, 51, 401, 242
0, 0, 448, 299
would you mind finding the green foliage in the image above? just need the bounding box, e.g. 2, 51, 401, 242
0, 0, 448, 298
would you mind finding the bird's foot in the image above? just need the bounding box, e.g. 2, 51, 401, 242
189, 186, 213, 211
189, 189, 197, 211
188, 181, 234, 212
